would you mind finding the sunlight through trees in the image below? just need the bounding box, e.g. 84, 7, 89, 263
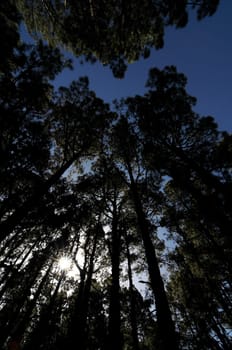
0, 1, 231, 350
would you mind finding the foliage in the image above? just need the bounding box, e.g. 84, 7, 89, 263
0, 3, 231, 350
15, 0, 220, 77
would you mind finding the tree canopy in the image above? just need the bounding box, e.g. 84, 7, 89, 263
0, 1, 231, 350
15, 0, 220, 77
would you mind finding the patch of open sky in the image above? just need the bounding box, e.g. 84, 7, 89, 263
20, 0, 232, 132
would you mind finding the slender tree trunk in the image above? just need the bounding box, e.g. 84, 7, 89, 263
69, 225, 99, 350
0, 256, 47, 347
0, 233, 26, 266
126, 163, 178, 350
0, 238, 39, 298
68, 262, 87, 348
81, 225, 99, 335
9, 262, 53, 342
108, 200, 122, 350
0, 152, 80, 242
124, 229, 140, 350
211, 318, 231, 350
0, 233, 67, 347
23, 273, 64, 350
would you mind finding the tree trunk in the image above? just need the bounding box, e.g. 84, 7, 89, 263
108, 200, 122, 350
0, 238, 39, 299
69, 225, 99, 350
0, 152, 80, 242
126, 163, 178, 350
124, 229, 140, 350
23, 273, 64, 350
10, 261, 53, 342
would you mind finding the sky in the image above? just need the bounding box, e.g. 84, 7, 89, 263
22, 0, 232, 131
19, 0, 232, 291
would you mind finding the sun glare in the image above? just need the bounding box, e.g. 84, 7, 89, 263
58, 256, 72, 271
57, 252, 83, 280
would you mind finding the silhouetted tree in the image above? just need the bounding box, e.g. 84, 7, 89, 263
16, 0, 220, 77
0, 14, 231, 348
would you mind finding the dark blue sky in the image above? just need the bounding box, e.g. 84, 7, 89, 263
24, 0, 232, 131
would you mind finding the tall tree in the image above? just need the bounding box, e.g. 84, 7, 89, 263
0, 16, 231, 348
108, 115, 179, 350
0, 68, 112, 241
127, 66, 232, 257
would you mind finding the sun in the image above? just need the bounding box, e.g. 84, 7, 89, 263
58, 256, 72, 271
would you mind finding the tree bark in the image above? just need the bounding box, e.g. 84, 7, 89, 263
126, 162, 178, 350
124, 229, 140, 350
108, 199, 123, 350
69, 225, 99, 350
